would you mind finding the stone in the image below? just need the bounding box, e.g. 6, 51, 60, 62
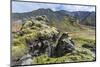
20, 54, 33, 65
54, 32, 75, 57
46, 45, 55, 57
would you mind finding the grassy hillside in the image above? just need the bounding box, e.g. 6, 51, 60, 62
11, 15, 96, 66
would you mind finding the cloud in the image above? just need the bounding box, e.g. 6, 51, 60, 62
12, 1, 61, 12
60, 5, 95, 12
12, 1, 95, 13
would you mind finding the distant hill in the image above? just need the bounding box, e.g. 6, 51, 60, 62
12, 8, 96, 26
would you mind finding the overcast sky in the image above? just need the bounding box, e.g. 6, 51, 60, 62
12, 1, 95, 13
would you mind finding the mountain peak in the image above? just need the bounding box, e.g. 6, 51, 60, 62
34, 8, 53, 12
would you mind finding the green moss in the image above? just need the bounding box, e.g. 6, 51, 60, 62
23, 21, 33, 28
12, 44, 28, 60
35, 16, 43, 21
23, 32, 38, 41
12, 39, 22, 46
31, 47, 95, 64
12, 34, 19, 38
72, 37, 95, 48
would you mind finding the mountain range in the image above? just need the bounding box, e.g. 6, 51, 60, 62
12, 8, 96, 26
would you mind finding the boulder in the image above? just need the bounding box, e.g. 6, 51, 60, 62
54, 32, 75, 57
45, 32, 75, 57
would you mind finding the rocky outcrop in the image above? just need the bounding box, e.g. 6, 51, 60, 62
24, 16, 75, 57
12, 16, 75, 66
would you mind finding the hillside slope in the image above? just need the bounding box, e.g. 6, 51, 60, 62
12, 9, 96, 27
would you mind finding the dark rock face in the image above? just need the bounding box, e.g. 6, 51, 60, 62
52, 33, 75, 57
26, 31, 75, 58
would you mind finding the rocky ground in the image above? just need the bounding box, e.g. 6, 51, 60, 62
11, 16, 96, 66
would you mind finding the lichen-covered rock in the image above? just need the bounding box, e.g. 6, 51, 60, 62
12, 15, 76, 66
47, 32, 75, 57
35, 15, 49, 22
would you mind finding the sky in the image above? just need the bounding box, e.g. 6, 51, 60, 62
12, 1, 95, 13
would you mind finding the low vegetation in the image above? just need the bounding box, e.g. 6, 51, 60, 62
11, 15, 96, 66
